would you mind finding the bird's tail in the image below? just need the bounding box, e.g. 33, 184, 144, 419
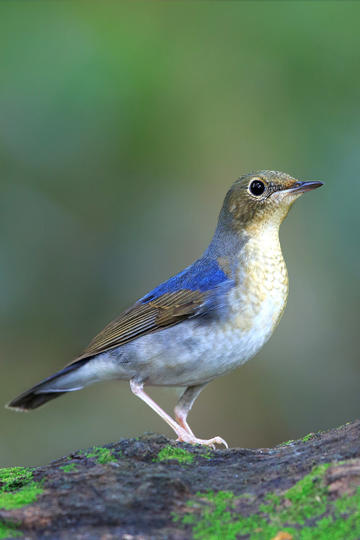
6, 359, 90, 411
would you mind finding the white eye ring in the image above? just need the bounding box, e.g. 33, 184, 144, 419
248, 179, 265, 197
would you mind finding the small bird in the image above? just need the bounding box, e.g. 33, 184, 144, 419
7, 171, 323, 448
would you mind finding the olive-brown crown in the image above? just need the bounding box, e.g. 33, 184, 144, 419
219, 170, 322, 232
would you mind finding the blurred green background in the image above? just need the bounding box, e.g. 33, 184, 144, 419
1, 1, 359, 467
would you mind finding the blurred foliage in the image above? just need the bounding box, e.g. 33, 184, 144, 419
0, 1, 359, 466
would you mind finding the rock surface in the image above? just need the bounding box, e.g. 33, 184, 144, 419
1, 421, 360, 539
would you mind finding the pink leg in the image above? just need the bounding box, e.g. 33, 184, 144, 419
174, 384, 205, 437
130, 380, 228, 449
174, 384, 228, 449
130, 380, 190, 442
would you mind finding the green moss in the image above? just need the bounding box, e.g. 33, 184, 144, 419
156, 445, 194, 464
302, 433, 315, 443
201, 449, 214, 460
276, 463, 332, 523
177, 462, 360, 539
0, 468, 33, 491
60, 463, 78, 473
0, 483, 43, 511
0, 484, 44, 511
0, 466, 43, 520
0, 521, 22, 539
280, 439, 295, 446
280, 429, 324, 447
84, 447, 116, 464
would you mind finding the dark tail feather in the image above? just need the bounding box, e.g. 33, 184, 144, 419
6, 358, 89, 412
7, 390, 67, 411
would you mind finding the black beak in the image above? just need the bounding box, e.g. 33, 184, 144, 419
284, 181, 324, 194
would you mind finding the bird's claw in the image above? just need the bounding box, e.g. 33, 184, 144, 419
176, 432, 228, 449
205, 436, 229, 449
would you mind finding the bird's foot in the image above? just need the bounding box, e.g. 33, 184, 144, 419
176, 432, 228, 449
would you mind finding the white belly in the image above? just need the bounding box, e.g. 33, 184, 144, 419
107, 281, 288, 387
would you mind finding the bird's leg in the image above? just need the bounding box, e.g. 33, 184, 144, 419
130, 380, 228, 449
174, 384, 228, 449
130, 380, 190, 442
174, 384, 206, 437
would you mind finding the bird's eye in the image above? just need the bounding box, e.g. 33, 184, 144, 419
249, 179, 265, 196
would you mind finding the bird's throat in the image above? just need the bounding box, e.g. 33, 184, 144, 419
230, 224, 289, 334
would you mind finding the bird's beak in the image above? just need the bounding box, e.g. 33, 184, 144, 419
283, 181, 324, 194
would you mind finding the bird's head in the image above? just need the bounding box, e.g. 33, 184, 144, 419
219, 170, 323, 233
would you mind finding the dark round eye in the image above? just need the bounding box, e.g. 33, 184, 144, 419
249, 179, 265, 196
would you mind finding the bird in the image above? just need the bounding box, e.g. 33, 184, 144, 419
7, 171, 323, 448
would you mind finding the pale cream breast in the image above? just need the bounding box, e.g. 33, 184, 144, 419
228, 224, 289, 344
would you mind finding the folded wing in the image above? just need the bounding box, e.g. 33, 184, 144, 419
75, 256, 233, 362
76, 289, 205, 360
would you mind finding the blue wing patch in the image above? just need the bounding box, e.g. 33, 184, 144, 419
141, 257, 231, 304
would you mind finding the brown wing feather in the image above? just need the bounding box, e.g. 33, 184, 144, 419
73, 289, 205, 362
